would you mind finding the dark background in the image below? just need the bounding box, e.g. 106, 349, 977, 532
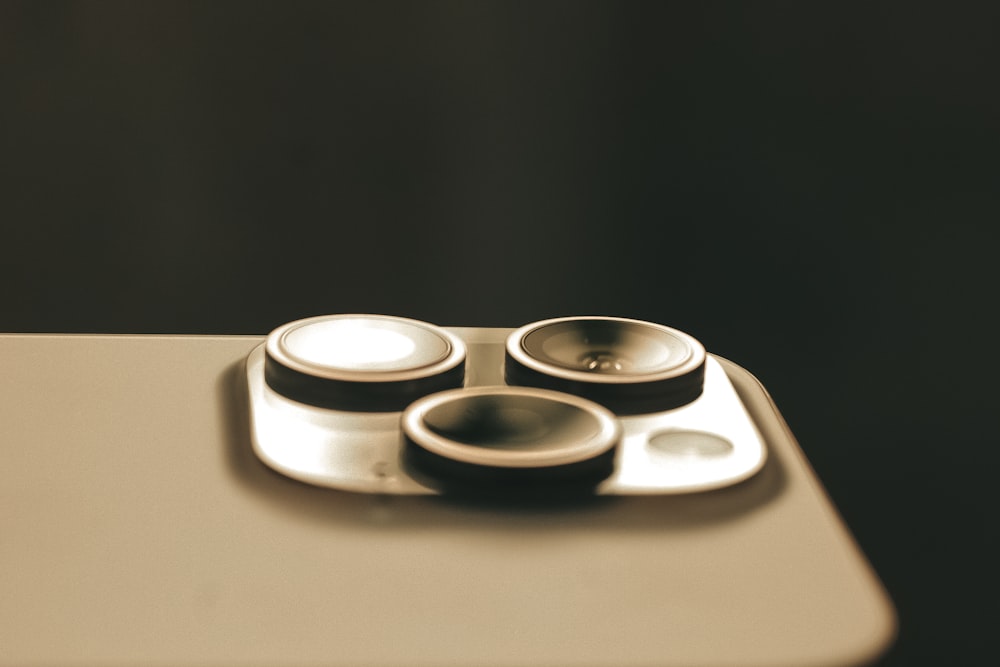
2, 2, 997, 665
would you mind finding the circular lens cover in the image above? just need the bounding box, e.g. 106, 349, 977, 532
505, 316, 706, 414
264, 314, 466, 411
401, 386, 621, 495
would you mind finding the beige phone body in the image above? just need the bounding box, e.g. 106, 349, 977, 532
0, 331, 895, 666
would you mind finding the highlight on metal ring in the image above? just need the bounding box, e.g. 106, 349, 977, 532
264, 314, 467, 411
401, 386, 622, 496
504, 316, 706, 414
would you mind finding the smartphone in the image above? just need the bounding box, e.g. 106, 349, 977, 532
0, 323, 895, 666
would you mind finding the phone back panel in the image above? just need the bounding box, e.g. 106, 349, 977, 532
0, 333, 894, 666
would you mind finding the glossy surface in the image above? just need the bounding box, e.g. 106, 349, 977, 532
0, 333, 895, 666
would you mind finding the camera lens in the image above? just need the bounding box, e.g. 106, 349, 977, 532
264, 314, 466, 411
505, 316, 706, 414
401, 386, 621, 495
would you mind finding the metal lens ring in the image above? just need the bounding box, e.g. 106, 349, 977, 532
401, 386, 622, 495
264, 314, 467, 412
504, 316, 706, 414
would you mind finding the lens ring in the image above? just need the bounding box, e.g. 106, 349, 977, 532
264, 314, 466, 411
401, 386, 621, 493
505, 316, 706, 414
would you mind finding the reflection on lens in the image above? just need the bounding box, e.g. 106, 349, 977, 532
283, 320, 426, 371
264, 314, 466, 412
401, 386, 621, 496
425, 400, 554, 449
578, 351, 629, 373
523, 319, 692, 376
505, 316, 706, 414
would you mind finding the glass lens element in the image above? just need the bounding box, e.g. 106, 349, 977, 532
522, 320, 692, 376
421, 394, 601, 453
281, 318, 448, 372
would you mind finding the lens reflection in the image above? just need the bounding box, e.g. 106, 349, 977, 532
280, 316, 450, 372
264, 314, 467, 411
505, 317, 707, 414
523, 320, 691, 376
578, 351, 630, 372
421, 395, 600, 454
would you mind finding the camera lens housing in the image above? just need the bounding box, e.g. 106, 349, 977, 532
264, 314, 467, 412
401, 386, 622, 496
505, 316, 706, 414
